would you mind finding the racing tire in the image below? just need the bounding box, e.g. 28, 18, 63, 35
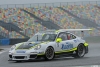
73, 44, 86, 58
44, 46, 55, 61
85, 46, 88, 54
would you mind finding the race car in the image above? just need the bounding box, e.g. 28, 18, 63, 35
8, 29, 92, 61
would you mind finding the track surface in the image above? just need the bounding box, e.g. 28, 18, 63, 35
0, 43, 100, 67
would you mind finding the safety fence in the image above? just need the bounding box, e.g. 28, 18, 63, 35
0, 1, 100, 39
0, 1, 100, 8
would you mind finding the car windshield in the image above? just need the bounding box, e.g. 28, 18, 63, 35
28, 33, 57, 42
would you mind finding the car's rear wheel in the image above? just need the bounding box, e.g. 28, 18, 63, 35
44, 46, 54, 60
73, 44, 85, 58
85, 46, 88, 54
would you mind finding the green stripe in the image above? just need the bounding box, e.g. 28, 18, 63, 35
37, 53, 45, 55
55, 47, 77, 53
15, 43, 23, 50
29, 41, 49, 49
16, 41, 49, 50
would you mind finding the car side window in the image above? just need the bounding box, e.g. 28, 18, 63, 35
58, 32, 67, 41
67, 33, 76, 40
71, 34, 76, 39
67, 33, 71, 40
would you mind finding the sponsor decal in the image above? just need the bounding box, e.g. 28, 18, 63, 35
61, 42, 73, 50
16, 51, 26, 53
38, 52, 44, 54
74, 39, 80, 43
74, 40, 77, 43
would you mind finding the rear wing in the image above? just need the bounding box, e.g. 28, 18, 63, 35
59, 29, 92, 32
59, 29, 93, 38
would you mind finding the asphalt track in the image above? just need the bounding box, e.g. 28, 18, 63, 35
0, 42, 100, 67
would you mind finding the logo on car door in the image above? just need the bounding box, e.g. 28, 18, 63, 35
61, 42, 73, 50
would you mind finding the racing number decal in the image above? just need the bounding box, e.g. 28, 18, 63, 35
61, 42, 73, 50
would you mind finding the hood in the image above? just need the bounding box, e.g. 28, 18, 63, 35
16, 41, 48, 49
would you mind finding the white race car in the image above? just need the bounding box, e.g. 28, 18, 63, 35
8, 29, 91, 62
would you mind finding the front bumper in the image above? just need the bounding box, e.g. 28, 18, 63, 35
8, 51, 45, 61
9, 54, 37, 61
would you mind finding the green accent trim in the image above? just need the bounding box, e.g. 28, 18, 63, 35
84, 42, 88, 47
29, 41, 49, 49
15, 43, 23, 50
55, 30, 59, 33
56, 38, 62, 43
37, 53, 45, 55
29, 44, 39, 49
55, 47, 77, 53
16, 49, 28, 50
15, 41, 49, 50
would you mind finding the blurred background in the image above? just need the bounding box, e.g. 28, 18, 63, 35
0, 0, 100, 45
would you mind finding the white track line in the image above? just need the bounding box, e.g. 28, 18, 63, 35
75, 65, 99, 67
0, 50, 6, 54
0, 48, 9, 54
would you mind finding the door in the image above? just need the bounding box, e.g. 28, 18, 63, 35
55, 32, 75, 53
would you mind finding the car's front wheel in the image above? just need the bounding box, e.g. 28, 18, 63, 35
44, 46, 55, 60
73, 44, 85, 58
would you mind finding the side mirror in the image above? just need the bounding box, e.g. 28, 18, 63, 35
56, 38, 62, 43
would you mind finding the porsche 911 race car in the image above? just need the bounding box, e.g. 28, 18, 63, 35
8, 29, 92, 61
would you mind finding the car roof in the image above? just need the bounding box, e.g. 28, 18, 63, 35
35, 29, 78, 37
37, 29, 71, 34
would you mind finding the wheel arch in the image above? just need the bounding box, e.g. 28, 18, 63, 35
44, 46, 55, 60
77, 43, 84, 48
45, 46, 55, 52
77, 43, 88, 54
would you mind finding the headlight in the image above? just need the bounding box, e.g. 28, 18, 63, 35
34, 45, 41, 50
10, 45, 16, 51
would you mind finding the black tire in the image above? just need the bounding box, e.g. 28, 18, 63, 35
85, 46, 88, 54
44, 47, 55, 60
73, 44, 86, 58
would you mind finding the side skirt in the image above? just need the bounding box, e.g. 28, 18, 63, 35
55, 51, 75, 58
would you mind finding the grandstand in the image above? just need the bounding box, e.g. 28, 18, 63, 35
0, 1, 100, 38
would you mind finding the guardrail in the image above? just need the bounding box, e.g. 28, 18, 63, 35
0, 38, 29, 46
0, 1, 100, 8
